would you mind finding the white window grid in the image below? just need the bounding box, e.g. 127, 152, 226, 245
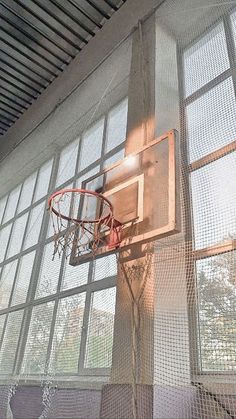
0, 97, 128, 378
180, 12, 236, 374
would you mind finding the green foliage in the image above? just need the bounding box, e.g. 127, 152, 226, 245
197, 251, 236, 371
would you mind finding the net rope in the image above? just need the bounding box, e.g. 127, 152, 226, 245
1, 0, 236, 418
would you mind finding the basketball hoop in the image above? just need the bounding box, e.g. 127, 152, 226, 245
48, 188, 122, 259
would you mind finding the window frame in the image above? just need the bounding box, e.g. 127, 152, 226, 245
0, 97, 128, 382
180, 10, 236, 378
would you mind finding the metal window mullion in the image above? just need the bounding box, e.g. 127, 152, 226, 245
7, 209, 31, 310
0, 274, 117, 315
12, 201, 44, 374
75, 135, 83, 176
44, 239, 67, 374
0, 193, 9, 226
79, 279, 117, 375
14, 155, 58, 373
78, 288, 92, 374
44, 297, 59, 375
76, 158, 102, 183
223, 15, 236, 99
12, 181, 23, 220
2, 220, 15, 265
27, 154, 59, 305
194, 239, 236, 260
30, 167, 40, 206
177, 45, 200, 377
0, 180, 62, 234
0, 242, 41, 270
100, 114, 108, 171
184, 68, 231, 106
78, 255, 94, 373
0, 312, 9, 353
14, 306, 33, 375
189, 139, 236, 172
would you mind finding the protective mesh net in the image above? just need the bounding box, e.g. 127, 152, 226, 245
0, 0, 236, 418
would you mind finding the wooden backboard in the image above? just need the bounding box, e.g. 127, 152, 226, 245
70, 130, 180, 265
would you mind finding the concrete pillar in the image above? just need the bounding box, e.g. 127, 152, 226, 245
101, 13, 156, 419
153, 17, 194, 419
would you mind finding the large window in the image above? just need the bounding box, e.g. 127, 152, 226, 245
183, 18, 236, 372
0, 98, 128, 378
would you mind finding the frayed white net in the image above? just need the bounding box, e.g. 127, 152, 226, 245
1, 0, 236, 418
48, 189, 118, 259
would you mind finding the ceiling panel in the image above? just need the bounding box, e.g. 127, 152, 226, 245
0, 0, 126, 136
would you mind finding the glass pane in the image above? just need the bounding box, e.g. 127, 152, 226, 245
56, 139, 79, 187
93, 254, 117, 281
0, 314, 6, 342
0, 310, 23, 374
191, 152, 236, 250
0, 195, 7, 225
85, 287, 116, 368
104, 148, 125, 169
76, 166, 100, 188
7, 213, 28, 259
79, 119, 104, 171
186, 77, 236, 163
3, 185, 21, 223
0, 260, 18, 310
196, 252, 236, 371
36, 242, 61, 298
24, 202, 45, 249
34, 159, 53, 202
22, 302, 54, 374
0, 224, 12, 263
11, 251, 35, 306
61, 261, 89, 291
17, 172, 37, 213
184, 23, 229, 97
49, 293, 86, 374
106, 99, 128, 152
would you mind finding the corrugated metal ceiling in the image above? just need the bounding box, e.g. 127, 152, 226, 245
0, 0, 126, 136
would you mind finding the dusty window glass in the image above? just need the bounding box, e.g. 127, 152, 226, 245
0, 310, 24, 374
36, 242, 61, 298
0, 195, 7, 225
191, 152, 236, 249
56, 139, 79, 187
3, 185, 21, 223
11, 251, 35, 306
187, 78, 236, 163
196, 252, 236, 371
34, 159, 53, 202
79, 119, 104, 171
93, 254, 117, 281
23, 201, 45, 249
106, 99, 128, 152
0, 260, 18, 310
7, 212, 28, 259
17, 172, 37, 214
22, 302, 54, 374
0, 223, 12, 263
61, 261, 89, 291
184, 23, 229, 97
49, 293, 86, 373
85, 287, 116, 368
